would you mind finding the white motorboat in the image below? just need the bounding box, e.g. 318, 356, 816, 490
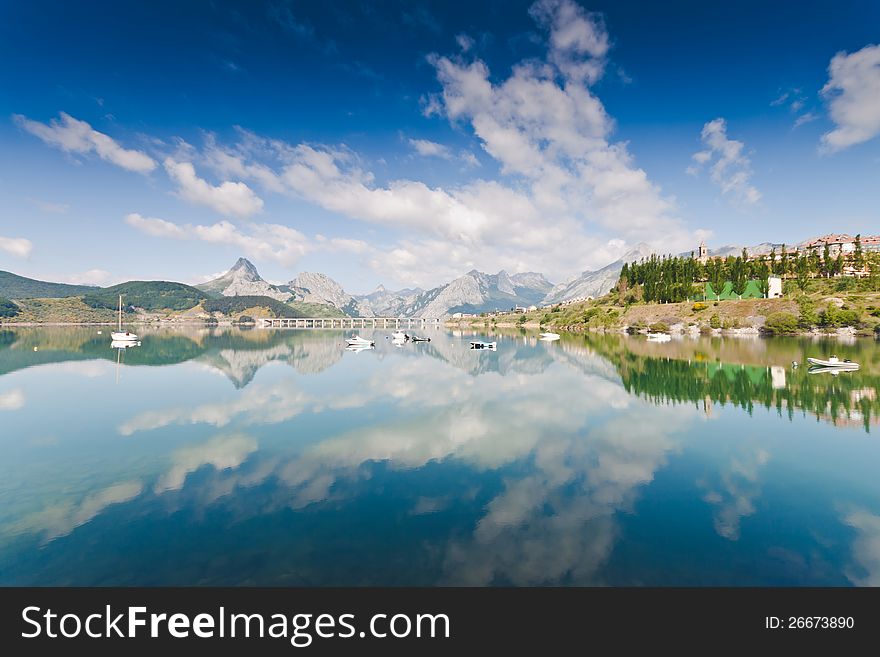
469, 341, 497, 350
345, 343, 374, 353
391, 330, 409, 342
346, 335, 375, 347
539, 332, 560, 341
807, 356, 859, 370
111, 294, 139, 342
646, 332, 671, 342
411, 336, 431, 342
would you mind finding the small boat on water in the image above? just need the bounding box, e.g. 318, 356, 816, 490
111, 294, 139, 342
539, 332, 560, 341
345, 343, 374, 353
646, 332, 671, 342
411, 336, 431, 342
807, 355, 859, 370
346, 335, 375, 347
470, 341, 497, 350
391, 330, 409, 342
111, 339, 141, 349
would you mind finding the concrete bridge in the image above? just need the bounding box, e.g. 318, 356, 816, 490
261, 317, 443, 329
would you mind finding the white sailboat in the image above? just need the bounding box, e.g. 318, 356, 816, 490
110, 294, 139, 342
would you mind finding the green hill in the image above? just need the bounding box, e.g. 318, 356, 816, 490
82, 281, 207, 312
203, 295, 306, 317
0, 271, 98, 299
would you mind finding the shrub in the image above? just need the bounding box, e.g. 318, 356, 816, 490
0, 297, 20, 318
517, 314, 527, 324
692, 302, 708, 311
797, 295, 818, 328
764, 312, 799, 334
820, 306, 861, 328
237, 315, 255, 325
709, 314, 721, 329
649, 321, 669, 333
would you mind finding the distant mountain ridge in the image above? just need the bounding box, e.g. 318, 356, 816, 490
543, 243, 654, 305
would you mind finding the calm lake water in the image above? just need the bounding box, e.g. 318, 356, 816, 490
1, 326, 879, 586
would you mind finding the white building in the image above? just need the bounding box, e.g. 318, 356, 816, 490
767, 276, 783, 298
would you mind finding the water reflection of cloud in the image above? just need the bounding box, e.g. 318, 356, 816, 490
441, 408, 690, 585
699, 446, 770, 541
0, 388, 25, 410
13, 480, 143, 542
843, 509, 880, 586
155, 433, 258, 493
119, 383, 311, 435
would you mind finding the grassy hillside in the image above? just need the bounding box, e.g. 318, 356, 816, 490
203, 295, 304, 317
4, 297, 119, 323
0, 271, 98, 299
83, 281, 207, 312
451, 280, 880, 337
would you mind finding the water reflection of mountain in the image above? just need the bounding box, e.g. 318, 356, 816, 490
581, 333, 880, 432
0, 328, 344, 386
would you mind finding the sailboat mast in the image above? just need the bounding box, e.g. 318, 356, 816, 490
118, 294, 122, 331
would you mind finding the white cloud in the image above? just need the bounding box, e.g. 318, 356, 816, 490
455, 33, 474, 52
691, 118, 761, 205
820, 44, 880, 152
164, 157, 264, 217
529, 0, 609, 84
0, 389, 25, 411
0, 235, 33, 258
125, 212, 313, 267
408, 138, 453, 159
63, 269, 113, 286
124, 212, 186, 238
14, 112, 156, 173
793, 112, 819, 128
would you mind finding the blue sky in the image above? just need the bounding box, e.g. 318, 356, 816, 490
1, 0, 879, 292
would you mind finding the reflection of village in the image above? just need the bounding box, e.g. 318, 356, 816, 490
3, 324, 878, 431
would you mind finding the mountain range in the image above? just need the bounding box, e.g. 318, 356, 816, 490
2, 234, 836, 319
195, 261, 555, 318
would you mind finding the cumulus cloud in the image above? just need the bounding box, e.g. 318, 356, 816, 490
172, 0, 695, 287
164, 158, 264, 217
14, 112, 156, 173
691, 118, 761, 205
125, 212, 312, 267
820, 44, 880, 152
0, 235, 33, 258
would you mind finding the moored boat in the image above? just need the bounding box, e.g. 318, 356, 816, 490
807, 355, 859, 369
469, 341, 497, 350
646, 332, 671, 342
539, 332, 560, 341
111, 294, 139, 342
346, 335, 375, 347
